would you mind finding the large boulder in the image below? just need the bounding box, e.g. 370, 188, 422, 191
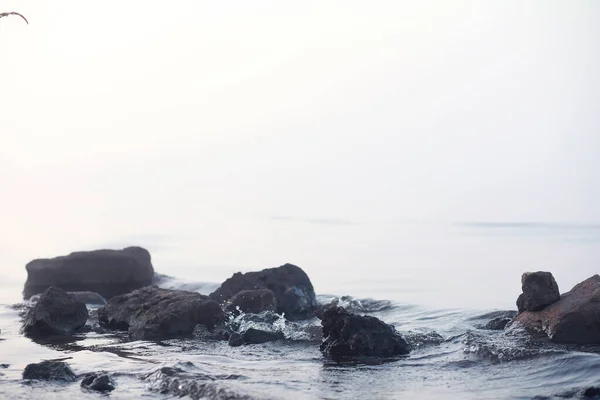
225, 289, 277, 315
516, 271, 560, 313
210, 264, 317, 321
23, 246, 154, 300
508, 275, 600, 344
22, 360, 76, 381
317, 306, 410, 360
22, 286, 88, 339
97, 286, 226, 340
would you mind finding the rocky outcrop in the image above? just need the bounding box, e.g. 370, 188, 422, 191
22, 360, 76, 381
317, 306, 410, 359
23, 246, 154, 300
225, 289, 277, 315
508, 275, 600, 344
81, 372, 116, 392
97, 286, 226, 340
21, 286, 88, 339
210, 264, 317, 321
516, 271, 560, 313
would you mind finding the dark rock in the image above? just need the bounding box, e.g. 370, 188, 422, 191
22, 286, 88, 339
317, 306, 410, 359
516, 271, 560, 313
23, 246, 154, 300
192, 324, 230, 341
228, 332, 244, 347
508, 275, 600, 344
225, 289, 277, 315
97, 286, 226, 340
210, 263, 317, 321
81, 372, 115, 392
582, 387, 600, 398
242, 328, 284, 344
484, 311, 518, 330
22, 360, 76, 381
68, 291, 107, 306
0, 364, 8, 368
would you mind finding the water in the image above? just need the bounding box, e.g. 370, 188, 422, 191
1, 222, 600, 399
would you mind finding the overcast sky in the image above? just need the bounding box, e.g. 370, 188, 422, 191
0, 1, 598, 274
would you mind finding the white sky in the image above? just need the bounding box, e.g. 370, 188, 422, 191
0, 1, 599, 272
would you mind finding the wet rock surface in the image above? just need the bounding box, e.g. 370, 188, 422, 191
81, 371, 116, 392
484, 311, 518, 330
23, 246, 154, 300
210, 264, 317, 321
317, 305, 410, 359
98, 286, 226, 340
228, 328, 284, 347
21, 287, 88, 339
22, 360, 76, 382
517, 271, 560, 313
225, 289, 277, 315
509, 275, 600, 344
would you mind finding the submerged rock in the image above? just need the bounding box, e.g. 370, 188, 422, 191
225, 289, 277, 315
97, 286, 226, 340
210, 263, 317, 321
317, 306, 410, 359
22, 286, 88, 339
23, 246, 154, 300
516, 271, 560, 313
508, 275, 600, 344
22, 360, 76, 382
81, 372, 116, 392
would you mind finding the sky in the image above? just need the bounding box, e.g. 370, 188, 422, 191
0, 1, 599, 294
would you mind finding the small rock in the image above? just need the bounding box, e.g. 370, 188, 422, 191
317, 305, 410, 359
225, 289, 277, 315
22, 360, 76, 382
228, 332, 244, 347
192, 324, 230, 341
483, 312, 517, 330
517, 271, 560, 313
243, 328, 284, 344
81, 372, 115, 392
582, 386, 600, 398
68, 292, 107, 306
22, 286, 88, 339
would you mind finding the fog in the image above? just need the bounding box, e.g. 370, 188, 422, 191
1, 1, 598, 301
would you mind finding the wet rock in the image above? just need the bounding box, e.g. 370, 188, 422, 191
68, 291, 107, 306
508, 275, 600, 344
98, 286, 226, 340
22, 360, 76, 381
228, 332, 244, 347
484, 311, 517, 330
242, 327, 284, 344
210, 263, 317, 321
225, 289, 277, 315
317, 306, 410, 359
192, 324, 230, 341
0, 364, 8, 368
81, 372, 115, 392
582, 387, 600, 398
516, 271, 560, 313
22, 286, 88, 339
23, 246, 154, 300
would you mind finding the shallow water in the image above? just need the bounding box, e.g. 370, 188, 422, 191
1, 223, 600, 399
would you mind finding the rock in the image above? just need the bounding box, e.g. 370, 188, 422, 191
23, 246, 154, 300
22, 360, 76, 381
22, 286, 88, 339
317, 306, 410, 359
516, 271, 560, 313
81, 372, 115, 392
97, 286, 226, 340
242, 328, 284, 344
225, 289, 277, 315
508, 275, 600, 344
210, 263, 317, 321
68, 291, 107, 306
484, 311, 517, 330
228, 332, 244, 347
192, 324, 230, 341
582, 387, 600, 398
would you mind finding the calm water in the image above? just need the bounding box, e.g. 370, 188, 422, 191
1, 222, 599, 399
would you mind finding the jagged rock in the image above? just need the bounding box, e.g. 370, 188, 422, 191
22, 286, 88, 339
23, 246, 154, 300
484, 311, 517, 330
508, 275, 600, 344
225, 289, 277, 315
516, 271, 560, 313
22, 360, 76, 381
81, 372, 115, 392
317, 306, 410, 359
210, 263, 317, 321
97, 286, 226, 340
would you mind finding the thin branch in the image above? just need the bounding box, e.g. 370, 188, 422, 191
0, 12, 28, 24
